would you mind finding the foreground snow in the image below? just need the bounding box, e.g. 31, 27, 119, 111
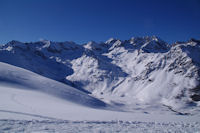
1, 119, 200, 133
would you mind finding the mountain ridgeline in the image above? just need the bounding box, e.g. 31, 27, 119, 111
0, 36, 200, 111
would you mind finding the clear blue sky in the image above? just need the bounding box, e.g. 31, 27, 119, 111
0, 0, 200, 44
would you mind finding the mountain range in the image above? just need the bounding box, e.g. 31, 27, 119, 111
0, 36, 200, 114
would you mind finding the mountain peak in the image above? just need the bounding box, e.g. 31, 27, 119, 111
86, 41, 97, 45
8, 40, 23, 45
41, 40, 51, 48
105, 38, 117, 44
189, 38, 200, 43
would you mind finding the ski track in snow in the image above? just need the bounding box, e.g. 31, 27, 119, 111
0, 110, 59, 120
10, 94, 37, 114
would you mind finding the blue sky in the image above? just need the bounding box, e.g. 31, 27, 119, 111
0, 0, 200, 44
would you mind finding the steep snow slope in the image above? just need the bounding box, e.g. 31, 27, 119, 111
99, 38, 200, 112
69, 37, 200, 113
0, 62, 106, 108
0, 36, 200, 114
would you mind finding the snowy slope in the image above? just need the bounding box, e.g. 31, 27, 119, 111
0, 37, 200, 114
0, 62, 106, 108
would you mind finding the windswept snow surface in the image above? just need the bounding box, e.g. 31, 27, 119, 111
1, 120, 200, 133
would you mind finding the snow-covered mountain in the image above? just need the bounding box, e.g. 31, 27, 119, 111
0, 36, 200, 114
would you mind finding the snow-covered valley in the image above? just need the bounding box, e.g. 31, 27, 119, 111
0, 36, 200, 132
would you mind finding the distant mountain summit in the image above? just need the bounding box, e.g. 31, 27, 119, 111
0, 36, 200, 114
